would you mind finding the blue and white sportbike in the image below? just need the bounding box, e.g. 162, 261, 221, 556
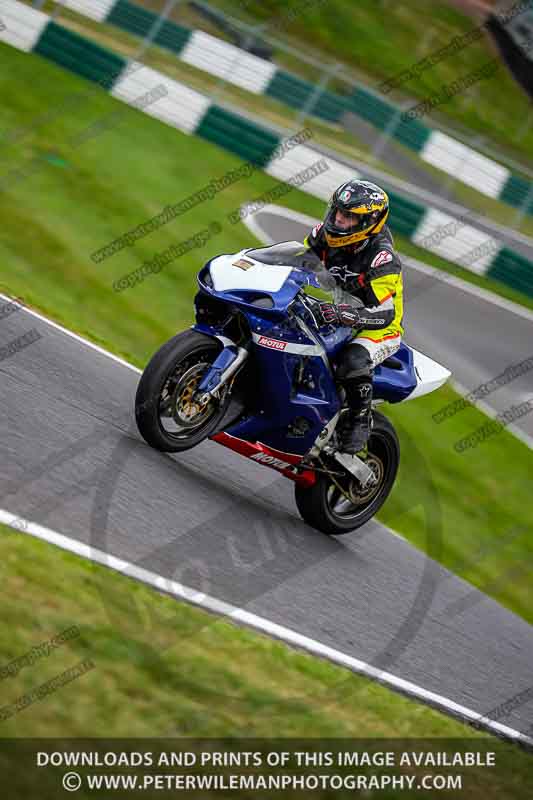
135, 242, 451, 535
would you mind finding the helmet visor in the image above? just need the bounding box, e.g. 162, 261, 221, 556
327, 205, 381, 236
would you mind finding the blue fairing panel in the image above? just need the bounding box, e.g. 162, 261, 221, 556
373, 343, 418, 403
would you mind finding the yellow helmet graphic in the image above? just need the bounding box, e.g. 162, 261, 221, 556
324, 180, 389, 247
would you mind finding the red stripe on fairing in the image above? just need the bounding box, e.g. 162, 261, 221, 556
211, 432, 316, 487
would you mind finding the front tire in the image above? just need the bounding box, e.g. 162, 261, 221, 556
135, 330, 227, 452
294, 410, 400, 535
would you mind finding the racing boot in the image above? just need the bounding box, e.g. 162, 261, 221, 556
340, 378, 373, 454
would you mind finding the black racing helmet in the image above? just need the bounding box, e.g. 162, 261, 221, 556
324, 180, 389, 248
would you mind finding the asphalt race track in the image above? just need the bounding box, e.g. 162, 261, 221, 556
1, 229, 533, 743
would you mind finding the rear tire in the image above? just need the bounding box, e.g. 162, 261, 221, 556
135, 330, 226, 452
294, 410, 399, 535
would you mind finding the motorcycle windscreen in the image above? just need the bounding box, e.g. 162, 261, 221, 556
245, 241, 337, 293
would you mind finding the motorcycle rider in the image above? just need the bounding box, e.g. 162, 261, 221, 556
303, 179, 404, 454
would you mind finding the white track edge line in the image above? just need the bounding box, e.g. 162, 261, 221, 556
1, 508, 531, 749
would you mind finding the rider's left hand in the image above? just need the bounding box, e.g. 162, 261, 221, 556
337, 304, 362, 327
318, 302, 362, 327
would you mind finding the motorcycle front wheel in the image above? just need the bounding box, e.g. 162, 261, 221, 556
294, 410, 400, 535
135, 330, 228, 452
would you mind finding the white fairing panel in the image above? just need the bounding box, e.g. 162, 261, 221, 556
406, 348, 451, 401
210, 252, 292, 293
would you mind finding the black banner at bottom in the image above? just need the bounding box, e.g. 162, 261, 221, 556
0, 738, 531, 799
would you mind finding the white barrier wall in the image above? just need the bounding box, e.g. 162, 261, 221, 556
111, 62, 210, 134
265, 145, 360, 202
59, 1, 117, 23
180, 30, 277, 95
413, 208, 499, 273
0, 0, 49, 52
420, 131, 510, 199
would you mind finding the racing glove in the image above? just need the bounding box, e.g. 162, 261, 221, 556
318, 302, 362, 328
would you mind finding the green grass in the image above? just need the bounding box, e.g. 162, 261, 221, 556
0, 524, 495, 738
1, 43, 532, 633
382, 384, 533, 626
2, 524, 533, 800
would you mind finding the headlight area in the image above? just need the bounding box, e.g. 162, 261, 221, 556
198, 263, 214, 289
194, 293, 251, 348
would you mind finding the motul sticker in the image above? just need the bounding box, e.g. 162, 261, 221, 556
371, 250, 393, 268
251, 452, 291, 470
257, 336, 287, 351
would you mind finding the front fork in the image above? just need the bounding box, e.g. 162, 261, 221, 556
194, 341, 249, 405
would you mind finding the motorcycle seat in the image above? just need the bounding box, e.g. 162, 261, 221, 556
381, 356, 403, 370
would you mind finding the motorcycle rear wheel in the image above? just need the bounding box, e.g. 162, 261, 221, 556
294, 410, 399, 535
